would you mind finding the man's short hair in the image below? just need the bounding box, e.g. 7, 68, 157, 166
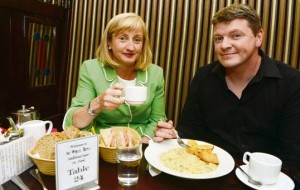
212, 4, 262, 35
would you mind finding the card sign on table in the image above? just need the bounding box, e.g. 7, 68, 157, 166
55, 135, 100, 190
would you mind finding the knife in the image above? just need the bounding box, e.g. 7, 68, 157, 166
29, 169, 48, 190
11, 175, 30, 190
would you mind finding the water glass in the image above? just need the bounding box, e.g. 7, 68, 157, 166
116, 135, 142, 186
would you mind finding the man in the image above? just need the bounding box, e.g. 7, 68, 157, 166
154, 4, 300, 171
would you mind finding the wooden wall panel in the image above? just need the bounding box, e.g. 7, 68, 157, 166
66, 0, 300, 126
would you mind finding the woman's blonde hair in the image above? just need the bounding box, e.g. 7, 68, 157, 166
95, 13, 152, 70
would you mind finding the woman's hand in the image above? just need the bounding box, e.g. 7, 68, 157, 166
73, 83, 125, 128
95, 83, 125, 112
153, 120, 176, 142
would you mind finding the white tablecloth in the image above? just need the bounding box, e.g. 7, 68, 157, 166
0, 136, 34, 184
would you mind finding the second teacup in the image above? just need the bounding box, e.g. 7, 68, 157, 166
243, 152, 282, 185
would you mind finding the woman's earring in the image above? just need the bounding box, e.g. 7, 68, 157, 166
108, 46, 112, 50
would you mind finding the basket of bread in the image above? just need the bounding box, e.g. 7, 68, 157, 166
99, 126, 141, 163
27, 126, 92, 175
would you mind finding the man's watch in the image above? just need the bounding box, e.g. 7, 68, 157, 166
87, 101, 97, 116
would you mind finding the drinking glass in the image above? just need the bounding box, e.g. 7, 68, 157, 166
116, 135, 142, 186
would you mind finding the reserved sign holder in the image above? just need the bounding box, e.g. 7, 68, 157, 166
55, 135, 100, 190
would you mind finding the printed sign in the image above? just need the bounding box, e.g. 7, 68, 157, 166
55, 135, 99, 190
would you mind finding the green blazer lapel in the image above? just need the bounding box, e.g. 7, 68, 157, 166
102, 64, 118, 85
136, 68, 148, 86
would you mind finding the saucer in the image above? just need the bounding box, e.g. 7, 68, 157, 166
126, 101, 145, 106
235, 165, 295, 190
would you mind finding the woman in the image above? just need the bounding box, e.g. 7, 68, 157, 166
63, 13, 166, 143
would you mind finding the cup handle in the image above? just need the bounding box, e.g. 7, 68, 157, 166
243, 152, 251, 165
44, 121, 53, 134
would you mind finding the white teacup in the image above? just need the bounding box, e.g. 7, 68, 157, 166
124, 86, 147, 105
243, 152, 282, 184
21, 120, 53, 141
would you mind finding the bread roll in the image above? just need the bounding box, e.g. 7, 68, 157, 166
78, 131, 93, 137
31, 126, 92, 160
32, 132, 68, 160
61, 126, 80, 139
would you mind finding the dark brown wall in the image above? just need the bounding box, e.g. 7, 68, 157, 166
0, 0, 71, 131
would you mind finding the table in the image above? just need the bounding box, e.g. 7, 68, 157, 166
1, 144, 298, 190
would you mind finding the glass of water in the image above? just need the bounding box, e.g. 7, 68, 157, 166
116, 134, 143, 186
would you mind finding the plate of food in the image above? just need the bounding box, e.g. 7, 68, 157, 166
144, 139, 235, 179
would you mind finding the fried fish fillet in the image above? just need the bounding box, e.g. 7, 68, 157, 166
186, 140, 219, 165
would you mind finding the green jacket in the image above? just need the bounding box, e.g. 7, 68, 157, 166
63, 59, 166, 139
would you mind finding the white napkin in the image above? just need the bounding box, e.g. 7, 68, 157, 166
147, 164, 161, 176
146, 139, 162, 176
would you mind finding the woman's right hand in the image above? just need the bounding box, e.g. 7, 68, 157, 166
72, 83, 125, 128
94, 83, 125, 112
153, 120, 176, 142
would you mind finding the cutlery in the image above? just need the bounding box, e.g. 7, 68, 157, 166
237, 165, 262, 187
171, 128, 190, 148
0, 140, 9, 145
30, 169, 48, 190
11, 175, 30, 190
159, 118, 190, 148
0, 132, 21, 145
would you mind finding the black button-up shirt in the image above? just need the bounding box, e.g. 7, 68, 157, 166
178, 50, 300, 170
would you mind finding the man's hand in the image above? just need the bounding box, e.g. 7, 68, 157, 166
153, 120, 176, 142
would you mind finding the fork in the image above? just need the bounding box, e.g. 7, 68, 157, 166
159, 118, 190, 148
171, 128, 190, 148
237, 166, 262, 187
30, 169, 48, 190
11, 175, 30, 190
